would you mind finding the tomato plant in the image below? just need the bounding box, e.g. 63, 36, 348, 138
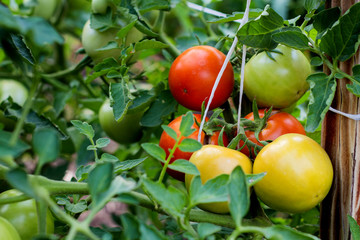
185, 145, 252, 214
253, 134, 333, 213
244, 45, 311, 109
98, 99, 143, 144
0, 190, 54, 240
168, 45, 234, 111
239, 109, 306, 157
0, 216, 21, 240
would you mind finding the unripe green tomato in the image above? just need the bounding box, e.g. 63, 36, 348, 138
185, 145, 252, 214
0, 189, 54, 240
0, 80, 28, 130
0, 216, 21, 240
244, 45, 311, 109
81, 20, 143, 63
92, 0, 109, 14
99, 99, 143, 144
23, 0, 59, 20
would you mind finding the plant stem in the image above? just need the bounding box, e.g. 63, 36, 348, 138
42, 56, 92, 79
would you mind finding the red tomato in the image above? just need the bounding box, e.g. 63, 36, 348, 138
239, 109, 306, 157
168, 46, 234, 111
159, 114, 229, 181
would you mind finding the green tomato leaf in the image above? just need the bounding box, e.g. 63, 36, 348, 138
142, 178, 187, 218
33, 128, 60, 168
178, 138, 202, 152
120, 213, 141, 240
319, 2, 360, 62
237, 6, 284, 49
272, 27, 310, 50
110, 81, 133, 121
310, 56, 323, 66
161, 125, 178, 140
90, 10, 113, 31
141, 90, 177, 127
65, 200, 88, 214
348, 215, 360, 240
168, 159, 200, 176
247, 172, 266, 186
5, 168, 37, 199
117, 21, 136, 39
141, 143, 166, 162
135, 39, 169, 51
134, 0, 170, 14
0, 130, 30, 158
139, 222, 167, 240
208, 10, 262, 23
312, 7, 340, 38
100, 153, 119, 163
305, 73, 336, 132
71, 120, 95, 140
262, 224, 320, 239
347, 82, 360, 97
114, 157, 147, 173
96, 138, 110, 148
304, 0, 323, 13
0, 5, 20, 31
88, 162, 114, 205
75, 165, 92, 182
197, 223, 222, 240
189, 174, 229, 206
127, 90, 155, 113
179, 111, 196, 137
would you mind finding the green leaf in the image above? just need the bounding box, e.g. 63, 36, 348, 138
141, 90, 177, 127
88, 162, 114, 205
305, 73, 336, 132
117, 21, 136, 39
262, 224, 320, 239
65, 200, 87, 214
110, 81, 132, 121
179, 111, 195, 137
134, 0, 170, 14
272, 27, 310, 50
71, 120, 95, 140
208, 10, 263, 23
189, 174, 229, 206
33, 128, 60, 168
127, 90, 155, 113
0, 130, 30, 158
5, 168, 36, 199
312, 7, 340, 38
228, 166, 250, 227
0, 5, 21, 31
319, 2, 360, 61
96, 138, 110, 148
168, 159, 200, 175
100, 153, 119, 163
347, 82, 360, 97
161, 125, 178, 140
247, 173, 266, 186
75, 165, 92, 182
348, 215, 360, 240
197, 223, 221, 240
115, 157, 147, 173
139, 222, 167, 240
135, 39, 169, 51
142, 178, 187, 218
120, 213, 140, 240
178, 138, 202, 152
310, 56, 323, 66
141, 143, 166, 162
304, 0, 323, 12
237, 6, 284, 49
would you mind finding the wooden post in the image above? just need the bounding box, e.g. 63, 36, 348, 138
320, 1, 360, 239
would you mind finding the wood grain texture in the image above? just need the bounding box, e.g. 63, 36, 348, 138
320, 1, 360, 239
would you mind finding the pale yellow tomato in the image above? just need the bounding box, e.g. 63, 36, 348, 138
253, 133, 333, 213
185, 145, 252, 214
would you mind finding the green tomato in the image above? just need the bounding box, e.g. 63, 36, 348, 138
99, 99, 143, 144
0, 216, 21, 240
23, 0, 59, 20
0, 189, 54, 240
244, 45, 311, 109
81, 19, 143, 63
91, 0, 109, 14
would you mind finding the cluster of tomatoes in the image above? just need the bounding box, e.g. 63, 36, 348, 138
160, 44, 334, 214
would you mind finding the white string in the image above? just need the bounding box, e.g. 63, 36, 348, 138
196, 0, 252, 142
329, 107, 360, 120
186, 2, 242, 23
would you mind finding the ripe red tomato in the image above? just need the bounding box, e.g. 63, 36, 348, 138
159, 114, 229, 181
239, 109, 306, 157
168, 46, 234, 111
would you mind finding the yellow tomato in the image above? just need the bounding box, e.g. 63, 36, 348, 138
253, 133, 333, 213
185, 145, 252, 214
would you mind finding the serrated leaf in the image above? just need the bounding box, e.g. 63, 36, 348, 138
179, 111, 195, 137
71, 120, 95, 140
348, 215, 360, 240
304, 0, 323, 12
75, 165, 93, 182
197, 223, 222, 239
142, 178, 186, 218
237, 6, 284, 49
141, 143, 166, 162
347, 82, 360, 97
110, 81, 133, 121
161, 125, 178, 140
127, 90, 155, 112
305, 73, 336, 132
10, 34, 35, 65
178, 138, 202, 152
115, 157, 147, 173
65, 200, 87, 214
0, 130, 30, 158
33, 128, 60, 168
100, 153, 119, 163
135, 39, 169, 51
228, 166, 250, 227
168, 159, 200, 175
319, 2, 360, 61
96, 138, 110, 148
273, 27, 310, 50
189, 174, 229, 206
